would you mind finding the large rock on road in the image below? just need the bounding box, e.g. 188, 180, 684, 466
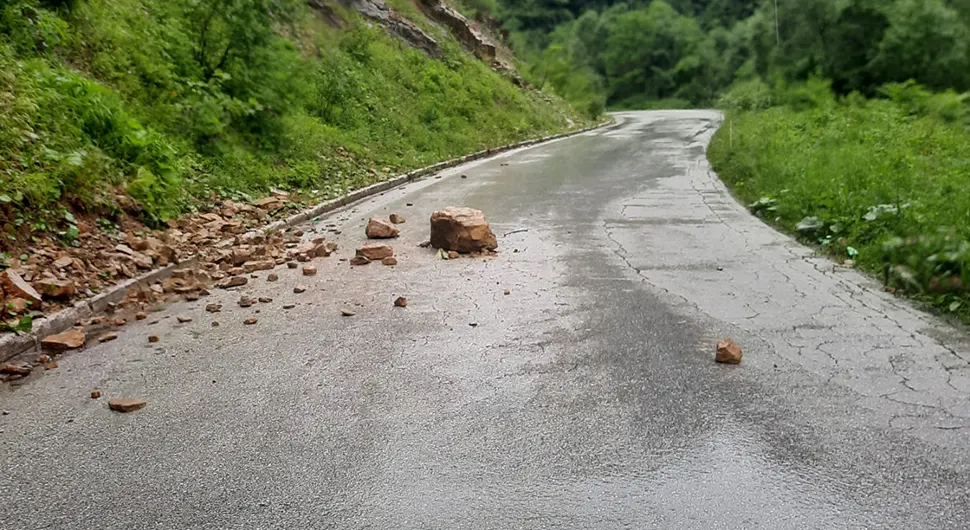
429, 207, 497, 253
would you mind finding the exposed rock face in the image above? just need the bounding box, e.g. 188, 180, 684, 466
330, 0, 442, 58
414, 0, 520, 83
429, 207, 497, 253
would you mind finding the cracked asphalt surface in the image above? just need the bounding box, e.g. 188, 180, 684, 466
2, 110, 970, 529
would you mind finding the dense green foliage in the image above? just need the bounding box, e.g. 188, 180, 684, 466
710, 80, 970, 318
460, 0, 970, 110
0, 0, 579, 236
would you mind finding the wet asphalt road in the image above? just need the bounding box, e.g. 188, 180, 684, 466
2, 110, 970, 529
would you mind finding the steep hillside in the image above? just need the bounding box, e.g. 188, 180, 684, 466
0, 0, 584, 244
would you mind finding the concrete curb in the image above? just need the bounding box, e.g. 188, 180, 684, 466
0, 119, 612, 362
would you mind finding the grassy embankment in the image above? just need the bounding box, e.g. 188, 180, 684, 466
709, 80, 970, 320
0, 0, 582, 250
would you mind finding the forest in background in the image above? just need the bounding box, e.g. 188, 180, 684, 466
458, 0, 970, 114
455, 0, 970, 320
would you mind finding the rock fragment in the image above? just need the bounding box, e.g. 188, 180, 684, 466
108, 398, 147, 413
41, 329, 86, 352
356, 243, 393, 261
98, 332, 119, 343
366, 218, 400, 239
716, 339, 743, 364
0, 363, 31, 376
389, 214, 406, 224
394, 297, 407, 308
148, 335, 160, 343
1, 270, 42, 307
381, 257, 398, 266
303, 265, 317, 276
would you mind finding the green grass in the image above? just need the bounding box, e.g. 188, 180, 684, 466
708, 90, 970, 319
0, 0, 581, 244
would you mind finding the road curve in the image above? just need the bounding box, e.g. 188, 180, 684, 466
2, 111, 969, 529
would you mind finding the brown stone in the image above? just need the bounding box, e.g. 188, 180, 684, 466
356, 243, 394, 261
286, 262, 298, 269
228, 267, 245, 276
44, 362, 58, 370
303, 265, 317, 276
258, 297, 272, 304
341, 308, 356, 317
211, 321, 220, 327
0, 362, 32, 376
283, 303, 296, 310
5, 297, 30, 314
243, 260, 275, 273
504, 289, 511, 295
394, 296, 408, 308
53, 256, 74, 269
91, 390, 101, 399
135, 312, 148, 320
447, 250, 459, 259
350, 256, 371, 266
177, 315, 193, 323
267, 273, 279, 282
110, 317, 127, 327
41, 329, 86, 352
171, 268, 194, 280
216, 276, 248, 289
97, 332, 117, 343
231, 247, 255, 266
238, 296, 254, 308
34, 278, 75, 299
206, 303, 222, 313
244, 317, 258, 325
429, 207, 498, 253
389, 214, 406, 224
294, 285, 307, 294
148, 335, 160, 343
108, 398, 147, 413
716, 339, 743, 364
1, 270, 42, 307
381, 257, 398, 266
365, 218, 400, 239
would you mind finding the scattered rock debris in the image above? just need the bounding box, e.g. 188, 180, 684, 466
341, 308, 356, 317
382, 257, 398, 266
148, 335, 160, 343
90, 390, 101, 399
258, 297, 272, 304
267, 273, 279, 282
283, 303, 296, 310
98, 333, 119, 343
350, 256, 371, 266
238, 296, 255, 308
211, 321, 220, 328
244, 318, 258, 325
176, 315, 193, 323
135, 311, 148, 320
303, 265, 317, 276
389, 214, 406, 224
205, 303, 222, 313
287, 262, 298, 269
44, 362, 58, 370
504, 289, 511, 295
394, 297, 408, 308
108, 398, 147, 413
217, 276, 248, 289
716, 339, 743, 364
294, 285, 307, 294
